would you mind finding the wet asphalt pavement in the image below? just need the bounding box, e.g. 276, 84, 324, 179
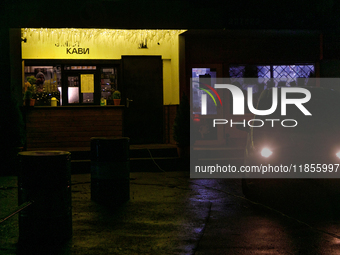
2, 171, 340, 254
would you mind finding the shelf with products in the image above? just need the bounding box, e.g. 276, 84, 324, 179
33, 91, 61, 106
100, 67, 118, 104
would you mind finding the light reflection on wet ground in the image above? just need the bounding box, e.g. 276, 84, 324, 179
2, 173, 340, 254
190, 178, 340, 254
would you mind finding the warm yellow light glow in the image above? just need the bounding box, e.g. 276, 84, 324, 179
261, 147, 273, 158
21, 28, 186, 46
21, 28, 185, 105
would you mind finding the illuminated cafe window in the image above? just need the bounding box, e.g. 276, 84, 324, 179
24, 63, 119, 106
192, 68, 218, 115
24, 65, 61, 106
64, 68, 96, 105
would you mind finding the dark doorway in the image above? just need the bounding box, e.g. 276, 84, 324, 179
122, 56, 163, 144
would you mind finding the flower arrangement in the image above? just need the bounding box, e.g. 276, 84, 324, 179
26, 76, 37, 87
23, 76, 37, 105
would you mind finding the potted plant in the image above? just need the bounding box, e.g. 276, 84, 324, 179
23, 84, 36, 106
26, 76, 37, 88
173, 94, 191, 158
113, 90, 121, 105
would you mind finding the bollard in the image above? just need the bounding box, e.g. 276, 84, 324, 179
17, 151, 72, 244
91, 137, 130, 206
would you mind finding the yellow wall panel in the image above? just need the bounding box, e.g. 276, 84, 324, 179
21, 29, 184, 105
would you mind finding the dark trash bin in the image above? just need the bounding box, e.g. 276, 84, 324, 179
17, 151, 72, 244
91, 137, 130, 206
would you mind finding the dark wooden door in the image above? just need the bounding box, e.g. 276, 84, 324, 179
122, 56, 163, 144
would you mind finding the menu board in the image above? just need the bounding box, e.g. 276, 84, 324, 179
81, 74, 94, 93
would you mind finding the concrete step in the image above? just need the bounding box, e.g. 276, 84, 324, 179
25, 145, 244, 174
71, 157, 189, 174
70, 145, 183, 174
68, 145, 178, 160
129, 147, 178, 158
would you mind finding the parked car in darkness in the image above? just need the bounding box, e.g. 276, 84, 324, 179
239, 86, 340, 203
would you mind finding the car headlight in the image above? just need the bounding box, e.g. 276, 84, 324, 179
261, 147, 273, 158
336, 151, 340, 159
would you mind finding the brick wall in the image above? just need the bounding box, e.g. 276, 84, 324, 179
24, 106, 123, 149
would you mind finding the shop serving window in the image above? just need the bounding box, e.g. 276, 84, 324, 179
62, 65, 118, 106
23, 63, 119, 106
23, 65, 61, 106
64, 66, 96, 105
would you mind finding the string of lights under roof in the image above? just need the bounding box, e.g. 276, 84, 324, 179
21, 28, 186, 45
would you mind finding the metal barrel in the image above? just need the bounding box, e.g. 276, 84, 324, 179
91, 137, 130, 206
17, 151, 72, 244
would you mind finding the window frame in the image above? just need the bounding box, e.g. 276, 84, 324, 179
229, 63, 316, 85
23, 59, 121, 106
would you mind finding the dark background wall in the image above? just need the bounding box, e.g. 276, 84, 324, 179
1, 0, 339, 30
1, 0, 340, 93
1, 0, 340, 170
184, 30, 321, 65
